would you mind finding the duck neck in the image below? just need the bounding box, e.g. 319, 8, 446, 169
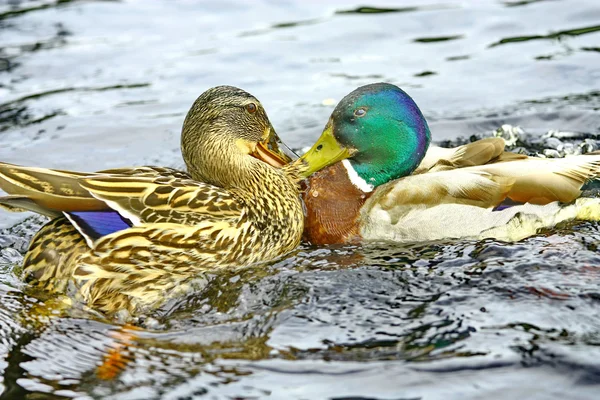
184, 136, 248, 188
184, 139, 301, 222
231, 157, 304, 243
231, 156, 298, 198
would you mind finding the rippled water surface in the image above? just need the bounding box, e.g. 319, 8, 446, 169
1, 0, 600, 398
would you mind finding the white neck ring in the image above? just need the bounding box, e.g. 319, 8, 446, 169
342, 160, 374, 193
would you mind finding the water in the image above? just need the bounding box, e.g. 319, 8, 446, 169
1, 0, 600, 398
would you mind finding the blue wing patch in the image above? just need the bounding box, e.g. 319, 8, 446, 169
65, 211, 132, 243
493, 198, 522, 212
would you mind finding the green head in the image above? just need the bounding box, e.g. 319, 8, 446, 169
300, 83, 431, 188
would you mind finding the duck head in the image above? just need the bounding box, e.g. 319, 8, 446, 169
299, 83, 431, 189
181, 85, 290, 188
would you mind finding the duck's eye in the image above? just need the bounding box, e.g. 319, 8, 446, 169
245, 103, 257, 114
354, 107, 367, 117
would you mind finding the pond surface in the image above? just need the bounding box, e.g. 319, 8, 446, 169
1, 0, 600, 398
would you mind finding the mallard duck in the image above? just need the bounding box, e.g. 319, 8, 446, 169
287, 83, 600, 244
0, 85, 308, 317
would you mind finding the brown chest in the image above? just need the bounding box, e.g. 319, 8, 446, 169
301, 163, 370, 245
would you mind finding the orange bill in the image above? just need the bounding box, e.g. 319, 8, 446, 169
253, 141, 290, 168
251, 127, 297, 168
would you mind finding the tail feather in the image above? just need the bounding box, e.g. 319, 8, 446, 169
0, 195, 62, 217
414, 138, 520, 174
477, 155, 600, 204
0, 162, 107, 213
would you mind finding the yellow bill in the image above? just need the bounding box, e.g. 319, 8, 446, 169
298, 121, 354, 178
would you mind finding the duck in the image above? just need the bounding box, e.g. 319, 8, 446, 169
284, 83, 600, 244
0, 85, 309, 317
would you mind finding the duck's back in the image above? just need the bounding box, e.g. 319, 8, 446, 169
359, 151, 600, 243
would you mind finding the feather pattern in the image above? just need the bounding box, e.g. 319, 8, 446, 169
296, 83, 600, 245
22, 217, 88, 294
414, 137, 514, 174
358, 140, 600, 242
0, 85, 307, 317
0, 160, 303, 315
80, 173, 243, 226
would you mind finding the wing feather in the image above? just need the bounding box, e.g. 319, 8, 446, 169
80, 174, 243, 226
365, 153, 600, 228
472, 154, 600, 204
0, 162, 106, 212
365, 169, 516, 225
414, 138, 518, 174
72, 221, 248, 314
0, 163, 195, 214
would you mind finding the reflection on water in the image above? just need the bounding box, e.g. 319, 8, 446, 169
413, 35, 464, 43
1, 0, 600, 398
490, 24, 600, 47
3, 216, 600, 398
0, 83, 149, 132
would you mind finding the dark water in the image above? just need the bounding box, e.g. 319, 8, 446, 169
1, 0, 600, 398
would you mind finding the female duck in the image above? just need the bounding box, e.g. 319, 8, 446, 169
0, 86, 307, 316
296, 83, 600, 243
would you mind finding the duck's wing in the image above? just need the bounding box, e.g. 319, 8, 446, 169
71, 223, 240, 315
363, 143, 600, 243
0, 162, 241, 247
68, 177, 252, 314
366, 154, 600, 224
0, 162, 106, 215
366, 169, 516, 220
97, 166, 193, 180
413, 137, 526, 174
472, 154, 600, 204
79, 173, 243, 227
0, 162, 195, 215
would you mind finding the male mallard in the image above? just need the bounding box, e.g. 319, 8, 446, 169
0, 86, 307, 317
291, 83, 600, 244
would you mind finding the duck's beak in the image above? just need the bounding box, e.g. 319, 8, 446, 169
297, 120, 354, 178
252, 126, 297, 168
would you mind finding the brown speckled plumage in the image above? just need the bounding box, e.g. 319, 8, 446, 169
0, 86, 306, 317
22, 217, 87, 293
